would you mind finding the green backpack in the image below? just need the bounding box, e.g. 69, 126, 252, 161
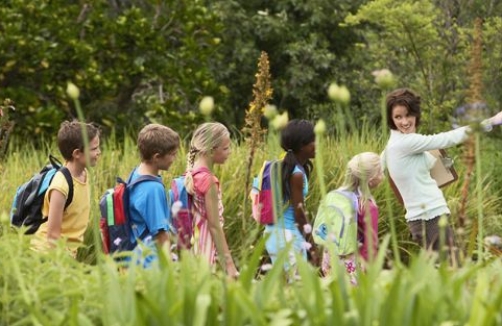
312, 189, 359, 256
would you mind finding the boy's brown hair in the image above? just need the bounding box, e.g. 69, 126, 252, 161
57, 120, 100, 161
137, 124, 180, 161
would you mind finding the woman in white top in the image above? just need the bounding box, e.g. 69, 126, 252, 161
383, 88, 502, 260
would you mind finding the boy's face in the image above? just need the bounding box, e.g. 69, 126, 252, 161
74, 135, 101, 167
156, 149, 178, 171
88, 136, 101, 167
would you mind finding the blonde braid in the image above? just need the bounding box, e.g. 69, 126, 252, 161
184, 146, 198, 194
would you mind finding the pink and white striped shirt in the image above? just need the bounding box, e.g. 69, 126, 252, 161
191, 167, 224, 265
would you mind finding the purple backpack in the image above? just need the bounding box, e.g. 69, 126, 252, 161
250, 160, 282, 225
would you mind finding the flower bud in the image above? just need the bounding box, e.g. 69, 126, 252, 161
263, 104, 278, 120
438, 215, 448, 228
271, 111, 288, 130
314, 119, 326, 135
66, 82, 80, 100
199, 96, 214, 116
372, 69, 396, 89
328, 83, 350, 105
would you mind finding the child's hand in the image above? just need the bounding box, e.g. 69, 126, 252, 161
308, 247, 321, 267
226, 264, 240, 279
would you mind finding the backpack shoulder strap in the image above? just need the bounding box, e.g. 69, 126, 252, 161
59, 167, 74, 209
128, 174, 162, 188
334, 189, 359, 221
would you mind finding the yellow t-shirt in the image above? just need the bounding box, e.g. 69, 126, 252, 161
31, 169, 91, 256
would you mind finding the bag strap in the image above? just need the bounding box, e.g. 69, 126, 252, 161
59, 167, 74, 210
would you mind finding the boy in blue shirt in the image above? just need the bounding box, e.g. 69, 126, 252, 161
128, 123, 180, 267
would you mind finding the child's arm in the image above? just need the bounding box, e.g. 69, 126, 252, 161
204, 181, 239, 278
154, 230, 170, 247
290, 173, 319, 264
45, 189, 66, 246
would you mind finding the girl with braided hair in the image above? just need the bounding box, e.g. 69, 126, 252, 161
184, 122, 239, 278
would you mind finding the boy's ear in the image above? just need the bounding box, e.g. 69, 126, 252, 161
71, 148, 82, 160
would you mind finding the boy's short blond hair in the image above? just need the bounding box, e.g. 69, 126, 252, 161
137, 124, 180, 161
57, 120, 100, 161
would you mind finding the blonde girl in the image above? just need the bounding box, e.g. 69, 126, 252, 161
322, 152, 384, 282
184, 122, 239, 277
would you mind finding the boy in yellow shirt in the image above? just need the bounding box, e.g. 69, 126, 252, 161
31, 120, 101, 257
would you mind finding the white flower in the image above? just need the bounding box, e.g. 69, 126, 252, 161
66, 82, 80, 100
327, 83, 350, 104
199, 96, 214, 116
171, 200, 183, 218
303, 224, 312, 234
271, 111, 289, 130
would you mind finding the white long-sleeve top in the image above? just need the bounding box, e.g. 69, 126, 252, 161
383, 127, 470, 221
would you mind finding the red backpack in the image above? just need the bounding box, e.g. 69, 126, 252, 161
99, 175, 161, 254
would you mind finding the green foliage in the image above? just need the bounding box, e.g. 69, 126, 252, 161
0, 0, 224, 141
2, 0, 502, 146
1, 221, 502, 324
345, 0, 502, 133
211, 0, 368, 126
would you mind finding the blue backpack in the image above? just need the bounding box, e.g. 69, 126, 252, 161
99, 174, 162, 254
10, 155, 73, 234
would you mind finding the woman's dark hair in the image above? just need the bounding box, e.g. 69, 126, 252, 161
386, 88, 422, 130
280, 119, 315, 199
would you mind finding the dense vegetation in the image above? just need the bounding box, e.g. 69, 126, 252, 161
2, 0, 502, 140
1, 0, 502, 324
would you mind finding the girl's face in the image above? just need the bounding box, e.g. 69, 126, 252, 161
369, 165, 384, 189
300, 140, 316, 159
392, 104, 417, 134
213, 135, 232, 164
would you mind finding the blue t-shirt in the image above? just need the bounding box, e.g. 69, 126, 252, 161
128, 169, 171, 242
281, 165, 308, 230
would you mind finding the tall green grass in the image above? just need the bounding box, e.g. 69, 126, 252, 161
1, 124, 501, 262
1, 221, 501, 325
1, 125, 502, 324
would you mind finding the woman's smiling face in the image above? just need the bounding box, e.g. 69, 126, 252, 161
391, 104, 417, 134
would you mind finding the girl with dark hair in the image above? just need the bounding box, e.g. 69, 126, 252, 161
383, 88, 502, 262
264, 119, 318, 271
